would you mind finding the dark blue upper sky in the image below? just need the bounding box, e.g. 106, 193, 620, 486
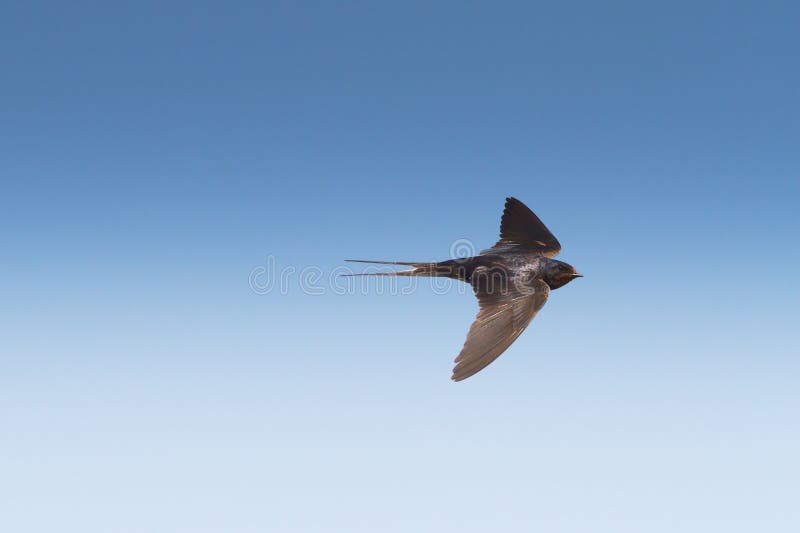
2, 2, 799, 532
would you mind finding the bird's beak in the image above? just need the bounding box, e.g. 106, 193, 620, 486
572, 272, 583, 278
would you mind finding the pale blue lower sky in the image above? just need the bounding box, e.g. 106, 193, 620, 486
1, 2, 799, 532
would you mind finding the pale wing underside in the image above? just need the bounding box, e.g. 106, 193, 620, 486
451, 272, 550, 381
481, 197, 561, 257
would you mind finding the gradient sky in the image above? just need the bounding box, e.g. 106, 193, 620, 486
2, 2, 799, 532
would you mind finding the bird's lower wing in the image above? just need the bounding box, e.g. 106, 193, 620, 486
452, 272, 550, 382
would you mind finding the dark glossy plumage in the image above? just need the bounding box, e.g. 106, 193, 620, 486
346, 197, 581, 381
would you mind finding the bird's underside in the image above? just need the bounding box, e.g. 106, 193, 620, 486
346, 197, 568, 381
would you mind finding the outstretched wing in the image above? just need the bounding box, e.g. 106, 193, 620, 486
451, 269, 550, 381
481, 197, 561, 257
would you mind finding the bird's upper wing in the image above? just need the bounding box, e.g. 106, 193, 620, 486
481, 197, 561, 257
451, 269, 550, 381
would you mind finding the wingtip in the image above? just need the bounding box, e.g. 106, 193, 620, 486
503, 196, 524, 214
450, 366, 472, 382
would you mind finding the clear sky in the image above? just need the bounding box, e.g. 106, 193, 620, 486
2, 2, 799, 532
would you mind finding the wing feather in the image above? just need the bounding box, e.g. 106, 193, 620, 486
481, 197, 561, 257
451, 271, 550, 381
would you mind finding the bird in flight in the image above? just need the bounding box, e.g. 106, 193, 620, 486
346, 197, 582, 381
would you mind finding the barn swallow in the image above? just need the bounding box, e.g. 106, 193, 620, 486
346, 197, 581, 381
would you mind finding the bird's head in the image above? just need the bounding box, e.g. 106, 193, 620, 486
543, 259, 583, 290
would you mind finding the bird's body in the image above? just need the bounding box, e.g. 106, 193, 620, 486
431, 252, 576, 289
346, 197, 581, 381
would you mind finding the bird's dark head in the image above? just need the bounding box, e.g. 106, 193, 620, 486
543, 259, 583, 290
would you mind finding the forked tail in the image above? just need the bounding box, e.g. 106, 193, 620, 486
342, 259, 454, 277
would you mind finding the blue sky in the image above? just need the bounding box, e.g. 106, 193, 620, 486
2, 2, 799, 532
